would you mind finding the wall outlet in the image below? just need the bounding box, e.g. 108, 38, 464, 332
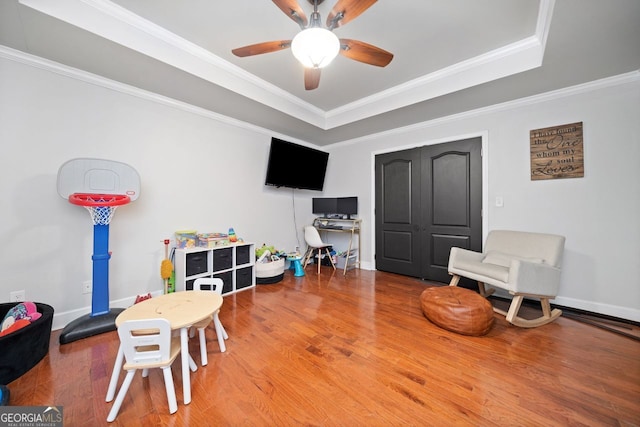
10, 290, 25, 302
82, 281, 92, 294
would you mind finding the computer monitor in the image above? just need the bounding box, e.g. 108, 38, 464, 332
312, 198, 338, 218
337, 197, 358, 219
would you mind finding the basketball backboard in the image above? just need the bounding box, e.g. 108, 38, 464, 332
57, 158, 141, 201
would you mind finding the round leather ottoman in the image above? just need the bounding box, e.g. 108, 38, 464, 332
420, 286, 494, 336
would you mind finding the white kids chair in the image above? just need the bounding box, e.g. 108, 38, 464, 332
107, 318, 182, 422
191, 277, 228, 363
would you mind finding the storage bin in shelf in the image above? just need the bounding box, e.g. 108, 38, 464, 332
174, 242, 255, 295
336, 253, 358, 270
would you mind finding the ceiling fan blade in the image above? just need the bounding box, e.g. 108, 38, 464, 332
326, 0, 377, 29
232, 40, 292, 57
272, 0, 308, 28
339, 38, 393, 67
304, 68, 321, 90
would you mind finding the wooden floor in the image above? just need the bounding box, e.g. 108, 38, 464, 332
7, 269, 640, 426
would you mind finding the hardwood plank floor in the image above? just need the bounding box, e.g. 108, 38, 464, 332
7, 269, 640, 426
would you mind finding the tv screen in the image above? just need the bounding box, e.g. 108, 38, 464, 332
264, 137, 329, 191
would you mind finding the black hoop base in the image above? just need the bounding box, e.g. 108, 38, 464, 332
59, 308, 125, 345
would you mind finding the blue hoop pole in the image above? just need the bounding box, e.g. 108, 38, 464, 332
91, 223, 111, 316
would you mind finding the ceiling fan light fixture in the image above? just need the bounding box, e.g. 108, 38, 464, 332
291, 27, 340, 68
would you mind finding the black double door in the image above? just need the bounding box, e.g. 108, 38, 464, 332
374, 137, 482, 284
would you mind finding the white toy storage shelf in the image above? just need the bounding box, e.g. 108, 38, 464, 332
174, 242, 255, 295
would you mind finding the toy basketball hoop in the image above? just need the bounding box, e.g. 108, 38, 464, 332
57, 158, 141, 344
69, 193, 131, 225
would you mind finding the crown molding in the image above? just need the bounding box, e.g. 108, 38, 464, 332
0, 44, 308, 146
3, 42, 635, 149
19, 0, 555, 130
332, 70, 639, 148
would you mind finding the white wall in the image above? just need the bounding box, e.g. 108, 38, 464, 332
0, 53, 314, 330
325, 73, 640, 322
1, 50, 638, 329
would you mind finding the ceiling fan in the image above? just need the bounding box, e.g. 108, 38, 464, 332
231, 0, 393, 90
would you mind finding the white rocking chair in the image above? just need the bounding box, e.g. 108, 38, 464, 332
448, 230, 566, 328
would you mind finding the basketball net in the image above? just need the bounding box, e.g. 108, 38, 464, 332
69, 194, 131, 225
86, 205, 118, 225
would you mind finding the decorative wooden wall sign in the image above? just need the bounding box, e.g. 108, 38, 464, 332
530, 121, 584, 180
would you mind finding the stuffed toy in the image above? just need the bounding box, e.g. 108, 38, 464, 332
0, 319, 31, 337
0, 301, 42, 337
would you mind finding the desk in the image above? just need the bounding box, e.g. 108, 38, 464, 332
313, 218, 361, 275
106, 291, 222, 405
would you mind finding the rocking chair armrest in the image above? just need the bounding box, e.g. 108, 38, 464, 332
508, 260, 562, 296
448, 247, 484, 271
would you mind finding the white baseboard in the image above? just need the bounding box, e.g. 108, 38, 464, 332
552, 295, 640, 323
490, 288, 639, 323
51, 290, 164, 331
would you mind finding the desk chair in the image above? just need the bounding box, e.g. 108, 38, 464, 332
191, 278, 228, 363
107, 318, 181, 422
302, 225, 336, 274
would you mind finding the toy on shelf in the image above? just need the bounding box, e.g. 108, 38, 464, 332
175, 230, 197, 248
197, 232, 229, 248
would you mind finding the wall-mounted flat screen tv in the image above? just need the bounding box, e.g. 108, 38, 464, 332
264, 137, 329, 191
